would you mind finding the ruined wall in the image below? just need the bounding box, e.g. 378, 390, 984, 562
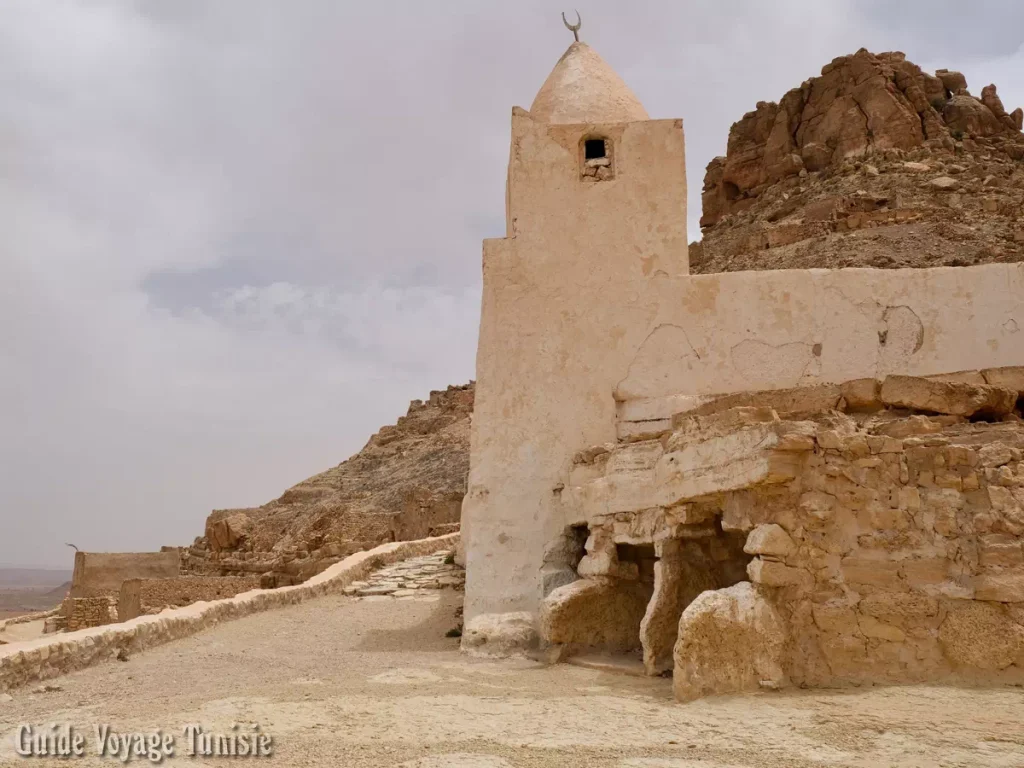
63, 597, 118, 632
557, 372, 1024, 698
389, 498, 462, 543
740, 403, 1024, 693
118, 576, 260, 622
69, 551, 180, 599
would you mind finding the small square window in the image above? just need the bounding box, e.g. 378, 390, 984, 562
584, 139, 606, 160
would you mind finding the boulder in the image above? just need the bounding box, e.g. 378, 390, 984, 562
935, 69, 968, 94
929, 176, 959, 190
939, 601, 1024, 671
539, 578, 651, 652
461, 612, 538, 657
943, 95, 1005, 138
673, 582, 787, 701
205, 512, 252, 552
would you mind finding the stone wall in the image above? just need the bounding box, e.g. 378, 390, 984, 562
0, 533, 458, 693
69, 551, 180, 598
550, 373, 1024, 699
118, 576, 260, 622
63, 597, 118, 632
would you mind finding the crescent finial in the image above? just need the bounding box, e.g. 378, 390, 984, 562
561, 10, 582, 42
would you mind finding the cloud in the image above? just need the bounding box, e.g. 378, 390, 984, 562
1, 0, 1019, 566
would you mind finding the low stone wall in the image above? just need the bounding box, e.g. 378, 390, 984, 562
63, 597, 118, 632
0, 533, 458, 692
118, 576, 260, 621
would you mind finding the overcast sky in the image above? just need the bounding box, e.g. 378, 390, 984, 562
2, 1, 1022, 568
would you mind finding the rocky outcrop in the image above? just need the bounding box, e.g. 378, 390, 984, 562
184, 384, 473, 586
694, 50, 1024, 274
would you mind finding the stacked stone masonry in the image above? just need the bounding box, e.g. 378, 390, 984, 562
118, 575, 261, 622
541, 371, 1024, 700
62, 597, 118, 633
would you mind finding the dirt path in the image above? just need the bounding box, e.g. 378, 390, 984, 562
2, 588, 1023, 767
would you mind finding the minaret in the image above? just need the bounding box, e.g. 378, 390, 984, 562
462, 28, 687, 635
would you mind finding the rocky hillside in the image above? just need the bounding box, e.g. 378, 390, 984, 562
691, 49, 1024, 273
184, 384, 473, 586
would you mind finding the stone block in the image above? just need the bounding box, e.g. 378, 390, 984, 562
747, 558, 812, 589
901, 558, 950, 588
880, 376, 1017, 418
859, 592, 938, 620
974, 574, 1024, 603
979, 535, 1024, 568
743, 524, 796, 558
686, 385, 841, 420
858, 614, 906, 642
841, 558, 903, 589
811, 602, 859, 634
982, 366, 1024, 395
841, 379, 882, 411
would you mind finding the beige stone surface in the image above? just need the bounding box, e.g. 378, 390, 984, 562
938, 601, 1024, 670
673, 582, 787, 702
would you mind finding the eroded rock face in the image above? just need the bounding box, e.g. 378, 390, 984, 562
185, 384, 473, 585
695, 50, 1024, 274
673, 582, 787, 702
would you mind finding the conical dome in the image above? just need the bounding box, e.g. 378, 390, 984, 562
530, 42, 649, 124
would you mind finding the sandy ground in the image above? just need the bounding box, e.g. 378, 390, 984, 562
2, 590, 1024, 767
0, 619, 46, 644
